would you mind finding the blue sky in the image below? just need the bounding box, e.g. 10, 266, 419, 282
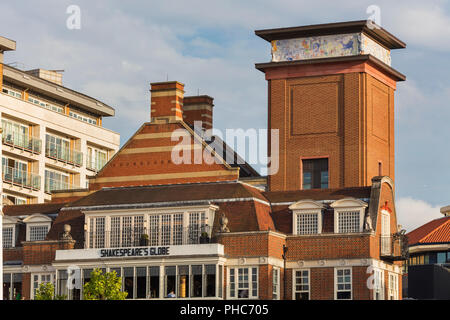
1, 0, 449, 231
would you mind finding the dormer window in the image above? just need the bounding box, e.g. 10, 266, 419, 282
2, 216, 20, 248
23, 214, 52, 241
331, 198, 368, 234
289, 200, 324, 235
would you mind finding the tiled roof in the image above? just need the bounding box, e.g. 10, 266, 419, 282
264, 186, 371, 203
66, 181, 269, 209
407, 216, 450, 246
3, 202, 69, 217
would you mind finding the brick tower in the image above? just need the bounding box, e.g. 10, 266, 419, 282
255, 20, 406, 192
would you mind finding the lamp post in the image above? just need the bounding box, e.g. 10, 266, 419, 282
282, 244, 288, 300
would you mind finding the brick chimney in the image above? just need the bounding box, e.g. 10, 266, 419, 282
183, 95, 214, 131
150, 81, 184, 123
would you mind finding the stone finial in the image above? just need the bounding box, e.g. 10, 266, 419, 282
61, 224, 73, 240
219, 212, 230, 233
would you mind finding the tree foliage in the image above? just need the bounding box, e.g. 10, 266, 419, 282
83, 268, 127, 300
35, 282, 55, 300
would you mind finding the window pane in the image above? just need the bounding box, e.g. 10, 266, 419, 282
136, 267, 146, 299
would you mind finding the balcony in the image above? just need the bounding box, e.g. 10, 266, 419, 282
44, 177, 79, 193
83, 226, 214, 249
45, 144, 83, 167
380, 232, 409, 261
86, 156, 107, 172
2, 166, 41, 191
2, 131, 42, 154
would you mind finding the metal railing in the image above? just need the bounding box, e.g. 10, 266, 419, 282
2, 131, 42, 154
85, 226, 213, 249
380, 233, 408, 260
2, 166, 41, 190
45, 143, 83, 166
86, 156, 107, 172
44, 177, 79, 193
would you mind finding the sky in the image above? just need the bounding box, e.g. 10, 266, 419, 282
1, 0, 449, 232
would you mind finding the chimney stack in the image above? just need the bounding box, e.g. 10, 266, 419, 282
150, 81, 184, 123
26, 69, 63, 85
183, 95, 214, 131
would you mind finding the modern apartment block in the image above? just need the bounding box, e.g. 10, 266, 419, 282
0, 35, 120, 205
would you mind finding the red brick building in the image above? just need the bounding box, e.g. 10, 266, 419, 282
2, 20, 407, 300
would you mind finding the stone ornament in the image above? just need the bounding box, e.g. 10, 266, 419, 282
219, 213, 230, 233
61, 224, 73, 240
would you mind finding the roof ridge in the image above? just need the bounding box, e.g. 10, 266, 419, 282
419, 217, 450, 243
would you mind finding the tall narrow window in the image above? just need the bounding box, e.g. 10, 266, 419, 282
272, 268, 280, 300
335, 268, 352, 300
136, 267, 147, 299
123, 267, 134, 299
205, 265, 216, 297
191, 265, 203, 298
149, 267, 160, 299
294, 270, 310, 300
165, 266, 176, 298
302, 158, 328, 189
2, 227, 14, 248
178, 265, 189, 298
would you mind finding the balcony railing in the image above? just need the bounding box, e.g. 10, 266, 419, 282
2, 166, 41, 190
380, 233, 409, 261
86, 156, 107, 172
44, 177, 79, 193
45, 143, 83, 167
85, 226, 213, 249
2, 131, 42, 154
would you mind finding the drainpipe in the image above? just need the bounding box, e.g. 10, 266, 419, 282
282, 245, 288, 300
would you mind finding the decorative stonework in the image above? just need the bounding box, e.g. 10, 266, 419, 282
271, 33, 391, 66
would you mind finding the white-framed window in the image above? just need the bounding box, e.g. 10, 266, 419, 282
289, 200, 324, 235
23, 214, 52, 242
2, 193, 27, 205
228, 267, 258, 299
335, 267, 352, 300
373, 268, 385, 300
29, 225, 49, 241
381, 211, 391, 255
2, 86, 23, 98
293, 269, 310, 300
272, 267, 280, 300
84, 206, 216, 249
31, 273, 54, 299
388, 273, 399, 300
2, 226, 15, 248
331, 198, 368, 234
44, 169, 71, 193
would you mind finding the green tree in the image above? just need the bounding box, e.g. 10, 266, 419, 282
34, 282, 67, 300
83, 268, 127, 300
35, 282, 55, 300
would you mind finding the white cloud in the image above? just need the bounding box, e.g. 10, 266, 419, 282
396, 197, 443, 232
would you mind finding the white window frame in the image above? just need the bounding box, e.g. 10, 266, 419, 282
289, 200, 324, 235
31, 273, 54, 299
331, 198, 368, 233
228, 266, 259, 300
388, 272, 399, 300
334, 267, 352, 300
373, 268, 385, 300
23, 214, 52, 242
2, 216, 19, 248
84, 205, 218, 249
292, 268, 310, 300
272, 267, 280, 300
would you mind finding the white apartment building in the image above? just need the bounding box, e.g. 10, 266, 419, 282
0, 35, 120, 205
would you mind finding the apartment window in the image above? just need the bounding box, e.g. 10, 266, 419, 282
3, 194, 26, 206
335, 268, 352, 300
2, 273, 22, 300
2, 87, 22, 98
28, 96, 64, 113
70, 110, 97, 125
44, 169, 70, 192
29, 225, 49, 241
296, 213, 320, 235
109, 215, 145, 248
373, 269, 384, 300
229, 267, 258, 299
2, 227, 14, 248
337, 211, 361, 233
302, 158, 328, 189
272, 268, 280, 300
87, 147, 107, 171
381, 211, 391, 255
294, 269, 310, 300
388, 273, 399, 300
